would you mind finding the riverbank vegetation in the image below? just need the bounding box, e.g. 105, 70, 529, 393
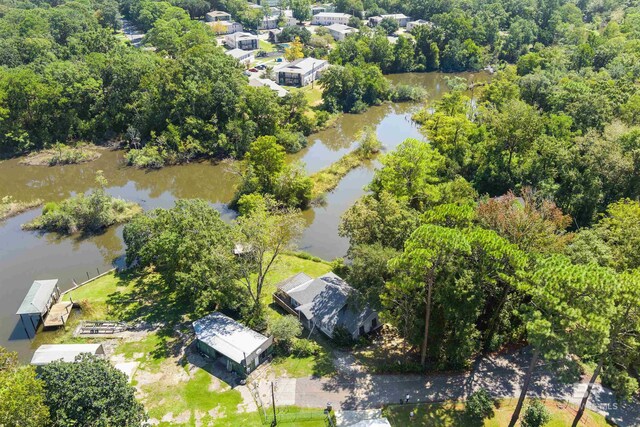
0, 196, 42, 221
233, 136, 314, 210
23, 172, 141, 234
310, 128, 382, 197
20, 144, 101, 166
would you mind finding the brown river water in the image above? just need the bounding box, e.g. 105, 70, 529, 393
0, 71, 488, 359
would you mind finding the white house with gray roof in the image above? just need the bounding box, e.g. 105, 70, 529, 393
224, 32, 259, 50
312, 12, 352, 26
273, 273, 380, 340
326, 23, 359, 41
193, 312, 273, 375
275, 57, 328, 87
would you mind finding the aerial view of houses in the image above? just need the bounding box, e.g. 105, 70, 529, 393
1, 0, 640, 426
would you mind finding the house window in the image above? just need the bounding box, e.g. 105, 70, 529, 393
359, 325, 365, 336
371, 317, 378, 329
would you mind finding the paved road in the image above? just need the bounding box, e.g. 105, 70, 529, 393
262, 349, 640, 426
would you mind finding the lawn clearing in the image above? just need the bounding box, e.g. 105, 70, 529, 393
259, 39, 275, 52
383, 399, 615, 426
290, 85, 324, 106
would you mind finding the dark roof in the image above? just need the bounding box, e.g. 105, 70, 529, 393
277, 273, 376, 336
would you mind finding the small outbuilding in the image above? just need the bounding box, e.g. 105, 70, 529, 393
30, 344, 105, 366
193, 312, 273, 375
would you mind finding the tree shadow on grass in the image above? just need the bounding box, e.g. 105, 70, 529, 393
106, 271, 193, 361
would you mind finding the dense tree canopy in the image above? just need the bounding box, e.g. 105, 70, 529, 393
39, 354, 145, 427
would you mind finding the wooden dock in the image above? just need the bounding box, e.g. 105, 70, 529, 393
43, 301, 73, 328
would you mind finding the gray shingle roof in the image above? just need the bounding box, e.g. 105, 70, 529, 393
276, 272, 313, 293
278, 273, 376, 336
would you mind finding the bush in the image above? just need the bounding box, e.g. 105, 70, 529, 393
350, 100, 369, 114
268, 315, 302, 351
42, 202, 60, 215
332, 325, 355, 347
276, 129, 307, 153
521, 399, 551, 427
125, 145, 166, 169
391, 84, 427, 102
465, 388, 495, 424
291, 338, 322, 357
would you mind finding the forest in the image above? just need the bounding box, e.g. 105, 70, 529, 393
0, 0, 328, 162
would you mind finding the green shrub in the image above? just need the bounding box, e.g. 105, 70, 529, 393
391, 84, 427, 102
276, 129, 307, 153
268, 315, 302, 352
465, 388, 495, 424
125, 145, 166, 169
332, 325, 355, 347
291, 338, 322, 357
521, 399, 551, 427
42, 202, 60, 215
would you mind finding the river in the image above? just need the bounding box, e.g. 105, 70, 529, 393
0, 71, 488, 359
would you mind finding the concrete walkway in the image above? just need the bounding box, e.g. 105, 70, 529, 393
261, 349, 640, 426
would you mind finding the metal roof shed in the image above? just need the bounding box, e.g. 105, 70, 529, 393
16, 279, 62, 339
193, 312, 273, 375
16, 279, 60, 316
31, 344, 105, 366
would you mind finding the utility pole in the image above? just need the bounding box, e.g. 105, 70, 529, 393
271, 381, 277, 426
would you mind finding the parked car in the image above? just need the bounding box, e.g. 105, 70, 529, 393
256, 64, 266, 70
249, 67, 258, 72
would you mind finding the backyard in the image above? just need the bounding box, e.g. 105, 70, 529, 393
32, 253, 338, 426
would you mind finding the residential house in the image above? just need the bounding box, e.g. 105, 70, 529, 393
225, 32, 259, 50
326, 23, 358, 41
249, 77, 289, 97
225, 48, 255, 65
369, 13, 411, 28
282, 9, 299, 26
406, 19, 433, 31
275, 57, 328, 87
268, 28, 283, 43
31, 344, 105, 366
311, 5, 326, 15
205, 10, 231, 22
258, 0, 281, 7
311, 12, 352, 26
193, 312, 273, 375
273, 272, 380, 340
259, 13, 280, 29
208, 20, 243, 34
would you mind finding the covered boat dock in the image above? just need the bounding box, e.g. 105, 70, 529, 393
16, 279, 72, 338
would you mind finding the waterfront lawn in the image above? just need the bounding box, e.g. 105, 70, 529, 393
383, 399, 614, 426
291, 85, 324, 106
58, 253, 335, 377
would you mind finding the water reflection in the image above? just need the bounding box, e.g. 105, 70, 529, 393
0, 71, 489, 359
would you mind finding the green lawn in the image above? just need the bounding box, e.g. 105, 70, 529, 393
259, 39, 275, 53
289, 85, 324, 106
383, 399, 614, 426
44, 253, 338, 424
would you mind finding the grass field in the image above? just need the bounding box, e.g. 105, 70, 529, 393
383, 399, 614, 426
44, 253, 337, 426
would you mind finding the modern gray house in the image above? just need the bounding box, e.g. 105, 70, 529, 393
193, 312, 273, 375
273, 272, 380, 340
275, 57, 328, 87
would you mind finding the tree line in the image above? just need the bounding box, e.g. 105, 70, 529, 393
0, 0, 328, 164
